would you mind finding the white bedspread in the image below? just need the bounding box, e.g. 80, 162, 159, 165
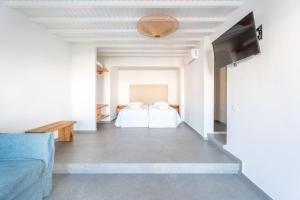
115, 105, 149, 127
148, 105, 182, 128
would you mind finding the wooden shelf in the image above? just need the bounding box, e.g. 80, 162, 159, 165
117, 105, 127, 113
97, 114, 109, 122
97, 66, 109, 74
96, 103, 109, 122
170, 104, 180, 113
97, 104, 108, 110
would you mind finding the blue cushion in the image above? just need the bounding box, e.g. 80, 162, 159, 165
0, 160, 44, 200
0, 133, 55, 197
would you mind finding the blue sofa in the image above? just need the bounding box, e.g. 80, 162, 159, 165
0, 133, 55, 200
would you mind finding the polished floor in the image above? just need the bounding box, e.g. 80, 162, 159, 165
49, 123, 270, 199
209, 134, 227, 146
55, 123, 235, 163
46, 174, 270, 200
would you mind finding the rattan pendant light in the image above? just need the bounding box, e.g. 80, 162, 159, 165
137, 15, 179, 38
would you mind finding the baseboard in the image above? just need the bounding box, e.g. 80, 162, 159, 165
239, 173, 273, 200
212, 131, 227, 134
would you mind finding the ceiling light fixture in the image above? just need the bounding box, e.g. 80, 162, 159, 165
137, 15, 179, 38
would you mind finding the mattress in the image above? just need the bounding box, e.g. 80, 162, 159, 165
148, 105, 182, 128
115, 105, 149, 127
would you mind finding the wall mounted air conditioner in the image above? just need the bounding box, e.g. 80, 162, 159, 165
184, 49, 200, 65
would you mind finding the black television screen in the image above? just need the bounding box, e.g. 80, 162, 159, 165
212, 12, 260, 68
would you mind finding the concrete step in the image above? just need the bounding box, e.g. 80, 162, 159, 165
54, 162, 240, 174
48, 174, 272, 200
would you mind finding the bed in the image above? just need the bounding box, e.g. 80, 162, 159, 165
115, 105, 149, 128
148, 105, 182, 128
115, 84, 182, 128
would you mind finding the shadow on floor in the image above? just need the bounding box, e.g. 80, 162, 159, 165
214, 120, 227, 132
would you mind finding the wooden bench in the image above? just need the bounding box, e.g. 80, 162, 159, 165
25, 121, 76, 142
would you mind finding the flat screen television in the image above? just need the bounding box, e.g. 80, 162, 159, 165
212, 12, 260, 68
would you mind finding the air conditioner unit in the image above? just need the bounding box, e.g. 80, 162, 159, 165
184, 49, 200, 65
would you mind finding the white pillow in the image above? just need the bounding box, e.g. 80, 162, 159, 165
129, 102, 143, 106
154, 101, 169, 106
128, 104, 141, 109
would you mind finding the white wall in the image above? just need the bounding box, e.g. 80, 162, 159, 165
118, 69, 179, 105
211, 0, 300, 199
109, 67, 119, 120
0, 7, 72, 132
96, 74, 104, 103
100, 56, 183, 68
203, 37, 215, 137
184, 39, 214, 138
184, 49, 205, 136
71, 45, 97, 130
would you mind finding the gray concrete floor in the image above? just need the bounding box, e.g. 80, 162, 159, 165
55, 123, 236, 163
209, 134, 227, 146
45, 174, 270, 200
49, 123, 270, 200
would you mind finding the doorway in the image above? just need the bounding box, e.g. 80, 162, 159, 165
214, 67, 227, 144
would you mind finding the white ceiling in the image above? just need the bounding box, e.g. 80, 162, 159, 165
3, 0, 243, 57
